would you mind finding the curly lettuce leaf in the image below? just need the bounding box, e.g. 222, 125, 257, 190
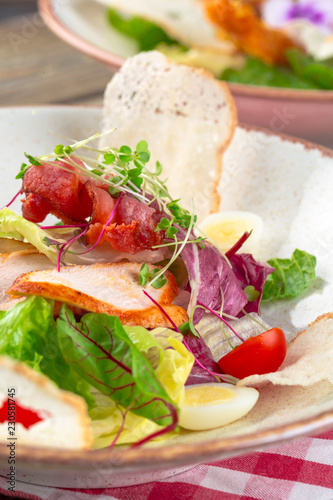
0, 296, 94, 407
107, 8, 181, 51
57, 307, 178, 428
89, 389, 167, 448
156, 337, 194, 406
124, 325, 164, 369
0, 208, 58, 263
262, 249, 316, 302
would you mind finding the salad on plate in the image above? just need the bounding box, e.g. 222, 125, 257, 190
96, 0, 333, 89
0, 52, 330, 452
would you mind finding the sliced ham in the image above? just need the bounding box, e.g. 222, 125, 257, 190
86, 195, 164, 254
21, 160, 165, 254
22, 158, 92, 223
82, 181, 116, 225
22, 193, 54, 223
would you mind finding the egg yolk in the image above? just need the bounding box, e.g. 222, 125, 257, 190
184, 385, 236, 407
203, 220, 248, 251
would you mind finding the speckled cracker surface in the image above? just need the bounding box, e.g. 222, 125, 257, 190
238, 314, 333, 388
100, 51, 237, 221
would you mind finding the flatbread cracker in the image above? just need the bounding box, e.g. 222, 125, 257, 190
238, 314, 333, 387
100, 51, 237, 221
0, 356, 93, 449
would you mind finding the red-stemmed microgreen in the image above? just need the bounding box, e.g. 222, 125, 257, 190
197, 300, 245, 343
3, 188, 22, 209
40, 223, 88, 230
57, 225, 89, 271
44, 195, 122, 271
18, 131, 206, 283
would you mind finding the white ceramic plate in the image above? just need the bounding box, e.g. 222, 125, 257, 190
38, 0, 333, 147
1, 106, 333, 489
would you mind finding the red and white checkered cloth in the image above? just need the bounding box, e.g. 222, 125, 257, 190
1, 430, 333, 500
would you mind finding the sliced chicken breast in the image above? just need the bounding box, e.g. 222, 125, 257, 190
8, 262, 188, 328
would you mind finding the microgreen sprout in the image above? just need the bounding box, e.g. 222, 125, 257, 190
19, 130, 205, 280
15, 163, 29, 180
3, 188, 22, 209
139, 263, 167, 289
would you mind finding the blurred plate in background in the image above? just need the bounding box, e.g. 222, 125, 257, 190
39, 0, 333, 148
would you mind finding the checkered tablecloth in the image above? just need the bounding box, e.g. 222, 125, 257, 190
1, 429, 333, 500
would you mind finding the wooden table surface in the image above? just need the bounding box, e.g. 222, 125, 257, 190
0, 7, 114, 499
0, 10, 114, 106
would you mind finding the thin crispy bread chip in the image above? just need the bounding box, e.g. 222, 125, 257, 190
238, 314, 333, 387
7, 262, 188, 329
100, 51, 237, 221
0, 356, 93, 449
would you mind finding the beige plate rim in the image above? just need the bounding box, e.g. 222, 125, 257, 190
38, 0, 333, 102
0, 105, 333, 470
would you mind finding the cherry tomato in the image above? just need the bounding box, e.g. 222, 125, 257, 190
218, 327, 287, 379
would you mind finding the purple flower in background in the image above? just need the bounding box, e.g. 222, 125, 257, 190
262, 0, 333, 34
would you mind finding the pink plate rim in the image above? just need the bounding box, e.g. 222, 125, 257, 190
38, 0, 333, 102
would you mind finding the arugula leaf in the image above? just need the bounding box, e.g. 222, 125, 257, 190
0, 296, 94, 407
107, 8, 181, 51
262, 249, 316, 302
221, 56, 316, 89
57, 307, 178, 427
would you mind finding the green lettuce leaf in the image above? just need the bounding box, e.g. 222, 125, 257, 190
89, 389, 168, 448
57, 307, 178, 427
287, 49, 333, 90
89, 335, 193, 448
156, 336, 194, 407
262, 249, 316, 302
0, 296, 94, 407
124, 325, 164, 369
107, 8, 182, 51
221, 56, 316, 89
0, 208, 58, 263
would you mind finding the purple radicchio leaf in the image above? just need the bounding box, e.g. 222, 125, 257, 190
180, 237, 248, 323
184, 334, 223, 385
230, 253, 274, 315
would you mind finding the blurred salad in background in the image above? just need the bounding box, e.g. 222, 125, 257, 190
104, 0, 333, 89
